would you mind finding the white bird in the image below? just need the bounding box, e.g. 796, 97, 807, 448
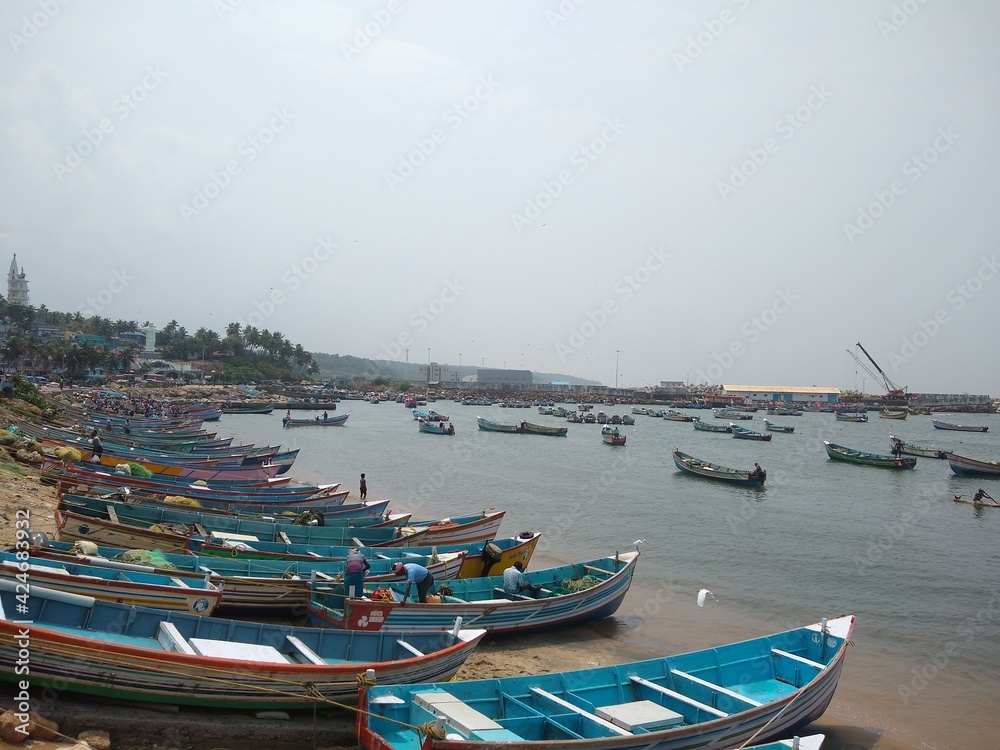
632, 539, 647, 547
697, 589, 718, 607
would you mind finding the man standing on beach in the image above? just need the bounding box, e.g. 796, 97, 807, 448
360, 473, 367, 500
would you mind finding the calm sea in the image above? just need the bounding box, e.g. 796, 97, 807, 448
220, 402, 1000, 749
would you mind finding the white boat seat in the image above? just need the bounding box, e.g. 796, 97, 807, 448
669, 669, 762, 707
156, 621, 196, 655
772, 648, 825, 671
414, 691, 501, 738
286, 635, 325, 665
396, 639, 425, 657
595, 700, 684, 731
189, 637, 288, 663
529, 687, 631, 735
628, 675, 727, 718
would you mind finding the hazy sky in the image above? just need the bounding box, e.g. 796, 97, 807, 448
2, 1, 998, 394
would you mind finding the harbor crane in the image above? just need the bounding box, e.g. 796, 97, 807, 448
846, 342, 907, 398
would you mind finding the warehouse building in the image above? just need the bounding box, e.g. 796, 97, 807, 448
723, 384, 841, 404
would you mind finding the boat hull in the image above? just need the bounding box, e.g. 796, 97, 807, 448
823, 442, 916, 469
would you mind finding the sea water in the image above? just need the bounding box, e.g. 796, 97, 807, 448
221, 403, 1000, 748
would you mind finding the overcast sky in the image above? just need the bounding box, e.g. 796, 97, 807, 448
2, 1, 998, 394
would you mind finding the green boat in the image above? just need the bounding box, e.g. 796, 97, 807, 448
823, 441, 916, 469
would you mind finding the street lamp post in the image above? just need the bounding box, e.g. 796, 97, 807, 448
615, 350, 620, 390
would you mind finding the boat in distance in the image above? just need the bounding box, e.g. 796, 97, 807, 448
357, 615, 855, 750
477, 416, 523, 433
309, 551, 639, 635
0, 579, 485, 710
282, 413, 349, 427
888, 435, 948, 459
877, 410, 907, 420
522, 421, 568, 437
932, 419, 989, 432
672, 450, 766, 486
834, 412, 867, 422
763, 419, 794, 433
692, 419, 730, 433
823, 441, 916, 469
945, 452, 1000, 476
730, 424, 772, 441
601, 426, 626, 446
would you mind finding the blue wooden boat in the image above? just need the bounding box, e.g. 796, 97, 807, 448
691, 418, 729, 433
763, 419, 794, 434
944, 451, 1000, 476
0, 580, 486, 709
823, 441, 915, 469
672, 450, 766, 486
414, 410, 449, 421
932, 419, 988, 433
419, 419, 455, 435
309, 551, 638, 635
282, 412, 349, 427
730, 424, 772, 442
358, 615, 854, 750
477, 417, 524, 433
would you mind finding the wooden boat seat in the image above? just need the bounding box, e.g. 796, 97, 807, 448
189, 637, 289, 663
771, 648, 825, 672
529, 687, 631, 735
286, 635, 326, 665
595, 700, 684, 731
669, 669, 762, 707
413, 690, 503, 738
628, 674, 727, 719
156, 621, 196, 655
581, 565, 611, 576
396, 639, 425, 657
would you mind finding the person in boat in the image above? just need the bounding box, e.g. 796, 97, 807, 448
972, 489, 993, 504
502, 561, 542, 598
891, 439, 903, 458
90, 431, 103, 461
344, 548, 370, 598
359, 472, 367, 500
751, 463, 765, 481
322, 411, 328, 420
447, 422, 455, 435
392, 561, 434, 604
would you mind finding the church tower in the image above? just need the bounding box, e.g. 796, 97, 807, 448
7, 255, 29, 305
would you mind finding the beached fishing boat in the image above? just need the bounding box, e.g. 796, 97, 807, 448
672, 450, 765, 486
834, 412, 867, 422
522, 422, 568, 437
945, 452, 1000, 476
419, 420, 456, 435
730, 424, 772, 442
691, 419, 729, 433
763, 419, 794, 433
282, 413, 349, 427
0, 551, 223, 615
357, 615, 854, 750
887, 436, 947, 459
823, 441, 915, 469
877, 410, 907, 420
477, 417, 523, 433
601, 426, 626, 446
932, 419, 989, 433
309, 551, 639, 635
0, 580, 485, 709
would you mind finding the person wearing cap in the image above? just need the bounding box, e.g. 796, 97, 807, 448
344, 548, 370, 598
502, 561, 541, 597
392, 561, 434, 604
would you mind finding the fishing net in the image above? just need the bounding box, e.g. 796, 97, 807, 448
550, 576, 600, 595
128, 463, 154, 478
53, 446, 83, 460
114, 549, 177, 569
163, 495, 202, 507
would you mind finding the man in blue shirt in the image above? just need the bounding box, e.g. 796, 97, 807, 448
502, 562, 541, 597
392, 561, 434, 603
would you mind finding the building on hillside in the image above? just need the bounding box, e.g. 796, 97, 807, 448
35, 324, 64, 340
723, 384, 841, 404
418, 362, 457, 385
476, 368, 533, 388
7, 255, 29, 305
71, 333, 107, 347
